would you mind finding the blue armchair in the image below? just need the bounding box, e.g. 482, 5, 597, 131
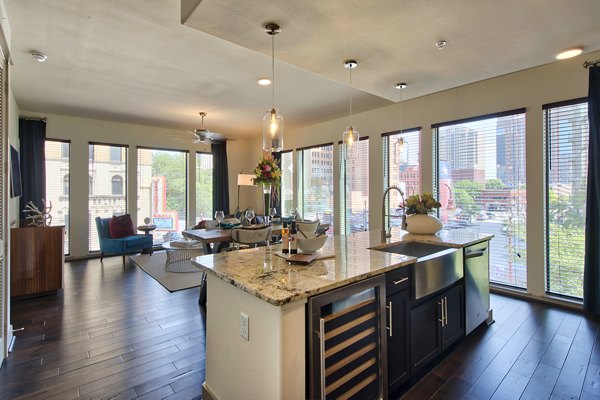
95, 217, 153, 264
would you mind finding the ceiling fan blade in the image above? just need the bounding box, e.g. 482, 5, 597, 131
193, 131, 211, 144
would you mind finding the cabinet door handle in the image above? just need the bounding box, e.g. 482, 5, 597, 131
387, 301, 393, 337
393, 277, 408, 285
319, 318, 326, 399
441, 297, 447, 327
444, 296, 448, 326
438, 300, 444, 326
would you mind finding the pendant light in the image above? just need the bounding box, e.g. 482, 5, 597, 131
262, 23, 283, 153
393, 82, 407, 166
342, 60, 360, 160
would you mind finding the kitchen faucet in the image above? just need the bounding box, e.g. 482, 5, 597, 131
382, 185, 406, 240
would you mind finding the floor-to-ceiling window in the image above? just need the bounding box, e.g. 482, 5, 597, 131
382, 128, 421, 230
544, 99, 588, 299
137, 147, 188, 244
89, 143, 128, 252
297, 143, 334, 228
195, 151, 213, 222
340, 138, 369, 233
434, 109, 527, 289
45, 140, 70, 255
280, 150, 294, 217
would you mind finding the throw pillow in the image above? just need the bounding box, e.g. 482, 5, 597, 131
193, 220, 206, 229
110, 214, 134, 239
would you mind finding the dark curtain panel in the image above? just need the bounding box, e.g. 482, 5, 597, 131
584, 66, 600, 313
19, 118, 47, 224
273, 151, 282, 216
212, 141, 229, 215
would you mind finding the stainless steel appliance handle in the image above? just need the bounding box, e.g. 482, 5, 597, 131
319, 318, 326, 399
465, 249, 487, 259
387, 301, 393, 337
393, 277, 409, 285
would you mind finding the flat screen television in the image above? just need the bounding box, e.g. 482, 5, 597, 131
10, 145, 22, 198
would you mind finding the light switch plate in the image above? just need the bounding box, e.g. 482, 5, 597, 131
240, 312, 249, 341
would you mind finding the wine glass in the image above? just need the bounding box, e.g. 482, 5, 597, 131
269, 207, 277, 224
214, 210, 224, 229
290, 208, 298, 221
245, 209, 255, 226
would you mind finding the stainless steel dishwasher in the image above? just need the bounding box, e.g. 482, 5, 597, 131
464, 241, 493, 334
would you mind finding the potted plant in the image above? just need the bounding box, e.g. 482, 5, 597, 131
404, 193, 443, 234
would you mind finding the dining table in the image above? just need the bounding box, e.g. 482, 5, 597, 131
182, 223, 284, 254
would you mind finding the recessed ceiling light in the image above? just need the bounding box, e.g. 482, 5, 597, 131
556, 47, 583, 60
257, 78, 271, 86
395, 82, 407, 89
435, 40, 447, 50
31, 51, 47, 62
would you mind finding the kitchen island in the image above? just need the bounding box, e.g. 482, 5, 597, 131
192, 229, 493, 400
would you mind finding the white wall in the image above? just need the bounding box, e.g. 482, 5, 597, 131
282, 50, 598, 299
17, 112, 257, 258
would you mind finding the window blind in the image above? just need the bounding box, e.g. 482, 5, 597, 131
434, 110, 527, 289
89, 143, 128, 252
45, 140, 70, 254
340, 138, 369, 234
382, 129, 421, 230
544, 100, 589, 299
195, 152, 213, 222
297, 144, 334, 227
280, 151, 294, 217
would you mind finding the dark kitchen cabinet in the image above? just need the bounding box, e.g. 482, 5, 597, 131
441, 283, 464, 349
386, 288, 410, 393
409, 283, 464, 375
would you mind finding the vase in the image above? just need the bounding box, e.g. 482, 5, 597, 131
263, 185, 271, 219
405, 214, 443, 235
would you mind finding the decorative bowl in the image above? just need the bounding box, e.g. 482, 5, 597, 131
297, 235, 327, 253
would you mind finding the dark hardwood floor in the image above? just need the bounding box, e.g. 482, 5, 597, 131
398, 293, 600, 400
1, 255, 599, 399
2, 256, 206, 400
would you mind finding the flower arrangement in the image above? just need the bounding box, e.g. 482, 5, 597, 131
404, 193, 441, 215
252, 153, 281, 186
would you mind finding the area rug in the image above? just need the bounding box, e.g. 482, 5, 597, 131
130, 252, 203, 292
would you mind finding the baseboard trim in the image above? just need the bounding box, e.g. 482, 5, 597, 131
202, 382, 218, 400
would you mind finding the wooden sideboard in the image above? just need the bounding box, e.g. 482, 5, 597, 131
10, 226, 64, 298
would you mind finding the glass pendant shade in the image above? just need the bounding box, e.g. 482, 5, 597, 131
343, 60, 359, 160
393, 137, 405, 166
262, 108, 284, 152
343, 125, 360, 160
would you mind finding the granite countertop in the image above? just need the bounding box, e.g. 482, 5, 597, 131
191, 228, 494, 307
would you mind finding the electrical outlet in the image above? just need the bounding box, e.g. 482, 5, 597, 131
240, 312, 249, 341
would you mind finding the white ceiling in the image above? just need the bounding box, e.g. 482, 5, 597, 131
4, 0, 600, 141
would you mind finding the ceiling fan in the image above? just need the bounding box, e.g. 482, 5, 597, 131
192, 112, 226, 144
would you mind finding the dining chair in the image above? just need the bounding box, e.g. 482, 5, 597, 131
230, 226, 273, 249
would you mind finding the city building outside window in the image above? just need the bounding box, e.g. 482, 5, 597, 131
434, 109, 527, 289
544, 99, 588, 299
89, 143, 128, 252
45, 139, 71, 255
